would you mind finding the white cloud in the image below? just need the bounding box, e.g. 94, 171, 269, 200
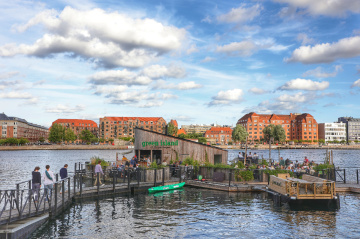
279, 78, 329, 91
208, 89, 243, 106
216, 39, 289, 57
46, 104, 85, 113
352, 79, 360, 88
248, 87, 267, 94
138, 101, 163, 108
302, 65, 342, 78
186, 44, 199, 55
142, 64, 186, 79
0, 71, 19, 80
89, 69, 151, 86
201, 57, 216, 63
297, 33, 315, 45
201, 16, 212, 23
0, 91, 34, 99
274, 0, 360, 17
286, 36, 360, 64
0, 7, 186, 68
276, 92, 308, 102
153, 80, 202, 90
217, 4, 262, 24
109, 91, 177, 106
93, 85, 128, 95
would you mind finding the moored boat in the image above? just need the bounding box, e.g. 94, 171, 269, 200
148, 182, 185, 193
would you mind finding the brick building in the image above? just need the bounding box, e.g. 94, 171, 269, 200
99, 117, 166, 140
0, 113, 49, 142
205, 127, 232, 145
237, 112, 318, 142
51, 119, 98, 142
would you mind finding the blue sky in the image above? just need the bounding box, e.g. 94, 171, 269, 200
1, 0, 360, 128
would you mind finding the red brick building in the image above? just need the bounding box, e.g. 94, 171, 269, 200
52, 119, 98, 143
205, 127, 232, 145
0, 113, 49, 142
99, 117, 166, 140
237, 112, 318, 142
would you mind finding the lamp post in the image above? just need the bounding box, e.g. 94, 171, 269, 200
244, 136, 248, 165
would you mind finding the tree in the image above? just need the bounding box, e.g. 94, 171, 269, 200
48, 123, 65, 143
64, 128, 77, 142
263, 124, 286, 143
109, 138, 114, 144
99, 138, 105, 143
79, 129, 95, 143
178, 133, 186, 139
166, 122, 178, 136
232, 125, 248, 144
18, 138, 29, 145
5, 138, 19, 145
39, 137, 45, 143
198, 137, 207, 144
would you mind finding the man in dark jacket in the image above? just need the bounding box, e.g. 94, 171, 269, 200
60, 164, 68, 179
32, 166, 41, 202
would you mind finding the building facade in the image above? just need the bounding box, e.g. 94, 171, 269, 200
0, 113, 49, 142
181, 124, 217, 135
205, 127, 232, 145
338, 117, 360, 142
51, 119, 98, 142
99, 117, 166, 140
237, 112, 318, 142
318, 123, 347, 143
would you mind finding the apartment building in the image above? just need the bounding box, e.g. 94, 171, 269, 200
181, 124, 217, 135
52, 119, 98, 142
0, 113, 49, 142
237, 112, 318, 142
318, 123, 346, 143
99, 117, 166, 140
338, 117, 360, 142
205, 127, 232, 145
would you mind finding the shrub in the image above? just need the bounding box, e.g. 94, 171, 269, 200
90, 156, 109, 167
263, 169, 294, 177
261, 159, 268, 166
235, 170, 254, 182
313, 163, 334, 172
148, 161, 166, 169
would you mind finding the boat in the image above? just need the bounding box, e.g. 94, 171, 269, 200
148, 182, 185, 193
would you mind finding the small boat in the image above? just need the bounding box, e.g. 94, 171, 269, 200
148, 182, 185, 193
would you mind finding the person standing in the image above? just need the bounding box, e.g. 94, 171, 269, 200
60, 164, 68, 193
94, 161, 104, 186
43, 165, 55, 201
32, 166, 41, 202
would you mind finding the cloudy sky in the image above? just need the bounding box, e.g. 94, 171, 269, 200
1, 0, 360, 128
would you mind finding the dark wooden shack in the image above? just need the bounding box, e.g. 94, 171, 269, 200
134, 128, 228, 164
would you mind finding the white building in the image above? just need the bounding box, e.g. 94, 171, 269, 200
318, 123, 346, 142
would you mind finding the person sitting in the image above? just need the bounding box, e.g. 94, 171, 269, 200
248, 152, 253, 159
253, 153, 258, 159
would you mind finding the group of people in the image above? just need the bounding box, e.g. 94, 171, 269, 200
31, 164, 68, 202
238, 152, 259, 159
253, 156, 316, 174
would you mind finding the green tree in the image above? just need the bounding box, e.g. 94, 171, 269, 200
109, 138, 114, 144
262, 124, 286, 143
48, 123, 65, 143
5, 138, 19, 145
166, 122, 178, 136
178, 133, 186, 139
39, 137, 45, 143
198, 137, 207, 144
79, 129, 95, 143
99, 138, 105, 143
18, 138, 29, 145
64, 128, 77, 142
232, 125, 248, 144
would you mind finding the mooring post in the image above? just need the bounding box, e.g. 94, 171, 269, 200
103, 170, 106, 184
344, 169, 346, 184
128, 170, 130, 189
78, 162, 81, 171
154, 169, 157, 187
97, 172, 100, 194
75, 163, 77, 173
334, 168, 336, 182
73, 174, 76, 196
80, 174, 83, 198
16, 184, 19, 210
137, 169, 140, 187
357, 169, 359, 184
113, 171, 116, 193
54, 182, 58, 216
62, 180, 65, 209
179, 167, 182, 183
68, 178, 71, 201
162, 168, 165, 186
229, 170, 232, 187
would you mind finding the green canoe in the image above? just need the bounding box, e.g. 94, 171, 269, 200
148, 182, 185, 193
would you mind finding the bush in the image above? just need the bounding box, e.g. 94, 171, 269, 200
148, 161, 166, 169
90, 156, 109, 167
235, 170, 254, 182
313, 163, 334, 172
261, 159, 268, 166
263, 169, 294, 177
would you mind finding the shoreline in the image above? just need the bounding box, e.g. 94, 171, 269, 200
0, 145, 131, 151
1, 144, 360, 151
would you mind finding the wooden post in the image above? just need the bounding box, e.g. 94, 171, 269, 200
162, 168, 165, 186
179, 167, 182, 183
344, 169, 346, 184
62, 180, 65, 209
54, 182, 58, 216
113, 171, 116, 193
244, 136, 248, 165
73, 174, 76, 196
357, 169, 359, 184
97, 172, 100, 194
154, 169, 157, 187
229, 169, 232, 187
80, 174, 83, 198
68, 178, 71, 201
128, 170, 130, 189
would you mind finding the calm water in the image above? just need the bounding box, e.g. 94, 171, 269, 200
0, 149, 360, 238
29, 188, 360, 239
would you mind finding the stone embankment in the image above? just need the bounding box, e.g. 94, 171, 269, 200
220, 144, 360, 150
0, 144, 132, 151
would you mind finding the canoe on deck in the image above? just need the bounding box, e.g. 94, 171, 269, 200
148, 182, 185, 193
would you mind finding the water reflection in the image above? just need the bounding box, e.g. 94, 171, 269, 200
30, 189, 360, 239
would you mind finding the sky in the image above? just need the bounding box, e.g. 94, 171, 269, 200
1, 0, 360, 128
